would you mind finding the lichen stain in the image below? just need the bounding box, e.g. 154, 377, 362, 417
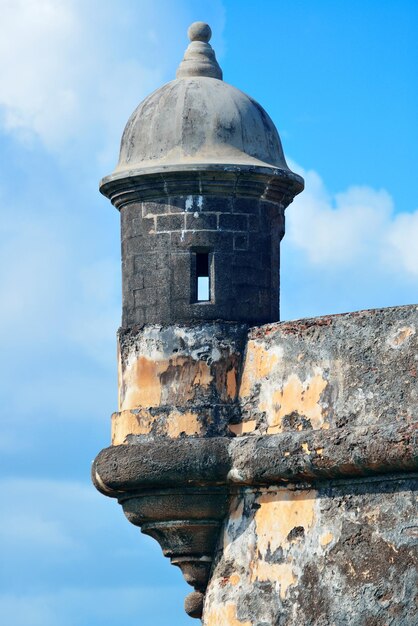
254, 489, 317, 554
111, 409, 155, 445
388, 325, 415, 348
320, 532, 333, 547
119, 355, 213, 410
111, 408, 201, 443
239, 341, 282, 398
364, 507, 379, 524
120, 356, 163, 409
302, 442, 312, 455
229, 419, 257, 436
204, 603, 251, 626
165, 410, 202, 438
226, 367, 238, 399
160, 357, 212, 404
248, 489, 317, 600
251, 560, 296, 600
230, 497, 244, 522
211, 354, 241, 401
223, 498, 245, 551
117, 341, 122, 401
265, 370, 328, 433
220, 572, 241, 587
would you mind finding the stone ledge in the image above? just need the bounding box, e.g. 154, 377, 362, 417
93, 418, 418, 496
93, 436, 230, 494
230, 419, 418, 483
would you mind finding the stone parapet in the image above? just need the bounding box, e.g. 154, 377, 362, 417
235, 304, 418, 435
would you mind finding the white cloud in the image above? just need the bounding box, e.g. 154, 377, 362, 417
287, 163, 394, 267
0, 0, 226, 158
387, 210, 418, 278
0, 0, 84, 146
0, 0, 164, 151
286, 161, 418, 278
280, 162, 418, 320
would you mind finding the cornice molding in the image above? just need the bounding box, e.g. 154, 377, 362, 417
99, 164, 304, 210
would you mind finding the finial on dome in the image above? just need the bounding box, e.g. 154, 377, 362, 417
188, 21, 212, 43
176, 22, 222, 80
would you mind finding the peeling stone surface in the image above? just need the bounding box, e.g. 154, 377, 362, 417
204, 476, 418, 625
114, 321, 247, 443
236, 305, 418, 436
114, 305, 418, 445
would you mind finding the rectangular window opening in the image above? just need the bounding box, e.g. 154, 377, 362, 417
196, 252, 210, 302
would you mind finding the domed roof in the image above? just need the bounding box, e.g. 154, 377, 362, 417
111, 22, 293, 176
101, 22, 304, 205
115, 77, 289, 172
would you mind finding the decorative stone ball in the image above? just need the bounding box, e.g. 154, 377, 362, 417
184, 591, 204, 619
188, 21, 212, 43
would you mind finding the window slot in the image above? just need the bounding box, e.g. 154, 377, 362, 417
195, 252, 210, 302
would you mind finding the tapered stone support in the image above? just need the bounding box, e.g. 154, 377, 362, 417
120, 487, 229, 617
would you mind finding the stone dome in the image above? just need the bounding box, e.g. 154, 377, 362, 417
115, 77, 289, 173
110, 22, 294, 177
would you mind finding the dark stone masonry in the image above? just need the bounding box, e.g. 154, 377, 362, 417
120, 196, 284, 326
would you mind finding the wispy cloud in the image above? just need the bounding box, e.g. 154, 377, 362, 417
287, 164, 393, 266
0, 477, 158, 581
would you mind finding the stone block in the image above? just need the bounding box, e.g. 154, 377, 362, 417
218, 213, 248, 231
185, 212, 217, 230
233, 233, 249, 250
156, 213, 185, 232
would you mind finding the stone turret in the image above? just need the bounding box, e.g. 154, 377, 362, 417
100, 21, 303, 327
93, 21, 418, 626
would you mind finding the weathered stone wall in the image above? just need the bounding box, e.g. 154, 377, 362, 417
233, 304, 418, 436
202, 304, 418, 625
94, 304, 418, 625
204, 475, 418, 625
114, 304, 417, 445
112, 321, 247, 444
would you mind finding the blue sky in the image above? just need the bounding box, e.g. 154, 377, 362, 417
1, 1, 417, 624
